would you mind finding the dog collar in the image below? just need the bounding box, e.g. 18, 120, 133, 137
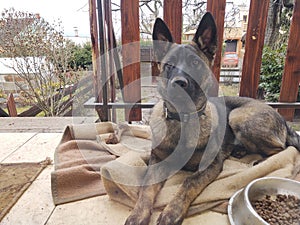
164, 104, 206, 123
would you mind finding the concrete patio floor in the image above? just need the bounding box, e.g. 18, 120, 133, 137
0, 117, 234, 225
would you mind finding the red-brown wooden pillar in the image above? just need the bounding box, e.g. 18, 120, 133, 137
89, 0, 104, 119
121, 0, 141, 121
163, 0, 182, 44
207, 0, 226, 87
278, 0, 300, 121
239, 0, 269, 98
7, 93, 17, 117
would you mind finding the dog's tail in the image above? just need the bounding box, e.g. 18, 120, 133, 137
286, 124, 300, 151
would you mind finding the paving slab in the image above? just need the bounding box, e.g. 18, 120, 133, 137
47, 194, 229, 225
46, 195, 130, 225
2, 133, 61, 163
0, 133, 36, 162
0, 117, 95, 133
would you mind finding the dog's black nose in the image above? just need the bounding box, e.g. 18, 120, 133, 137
171, 76, 188, 88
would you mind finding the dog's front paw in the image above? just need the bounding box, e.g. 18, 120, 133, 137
124, 212, 150, 225
156, 210, 184, 225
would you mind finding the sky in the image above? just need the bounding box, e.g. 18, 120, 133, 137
0, 0, 91, 37
0, 0, 250, 39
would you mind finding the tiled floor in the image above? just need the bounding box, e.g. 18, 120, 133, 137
0, 119, 229, 225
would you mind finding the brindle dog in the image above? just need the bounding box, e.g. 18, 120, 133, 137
125, 12, 300, 225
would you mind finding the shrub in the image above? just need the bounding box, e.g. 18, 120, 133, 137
259, 45, 286, 102
260, 45, 300, 102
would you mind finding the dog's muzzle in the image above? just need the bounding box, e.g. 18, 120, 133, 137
171, 76, 189, 89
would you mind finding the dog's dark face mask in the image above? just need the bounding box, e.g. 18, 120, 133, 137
152, 13, 218, 114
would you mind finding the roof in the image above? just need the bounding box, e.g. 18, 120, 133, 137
0, 58, 17, 74
65, 36, 90, 45
184, 29, 196, 35
0, 57, 44, 75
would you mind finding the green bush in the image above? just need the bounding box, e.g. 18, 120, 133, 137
69, 42, 93, 70
260, 44, 300, 102
259, 45, 287, 102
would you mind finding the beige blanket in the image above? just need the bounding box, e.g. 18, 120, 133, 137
52, 122, 300, 217
101, 146, 300, 216
51, 122, 151, 205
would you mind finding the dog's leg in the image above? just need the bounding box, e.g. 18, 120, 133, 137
156, 153, 226, 225
124, 153, 168, 225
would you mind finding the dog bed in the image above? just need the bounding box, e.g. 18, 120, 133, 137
51, 122, 300, 219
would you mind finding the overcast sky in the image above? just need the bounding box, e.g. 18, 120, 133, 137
0, 0, 250, 39
0, 0, 91, 37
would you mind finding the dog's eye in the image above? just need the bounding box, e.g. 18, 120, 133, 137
192, 59, 200, 66
164, 63, 174, 71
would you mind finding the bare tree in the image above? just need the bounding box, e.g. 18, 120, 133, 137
139, 0, 162, 35
0, 8, 79, 116
183, 0, 207, 32
264, 0, 294, 48
138, 0, 241, 36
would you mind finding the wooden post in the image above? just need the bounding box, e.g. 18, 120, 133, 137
97, 0, 110, 121
121, 0, 141, 121
7, 93, 18, 117
104, 0, 116, 122
89, 0, 99, 92
163, 0, 182, 44
89, 0, 105, 120
278, 0, 300, 121
239, 0, 270, 98
207, 0, 226, 96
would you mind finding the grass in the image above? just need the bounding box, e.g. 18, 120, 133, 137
2, 106, 30, 114
2, 105, 45, 117
219, 83, 240, 96
289, 122, 300, 131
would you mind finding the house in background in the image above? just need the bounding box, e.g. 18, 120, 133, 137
184, 29, 197, 41
183, 3, 249, 59
223, 3, 249, 58
0, 58, 29, 94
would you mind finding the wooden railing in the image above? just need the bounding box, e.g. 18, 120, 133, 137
89, 0, 300, 121
2, 75, 92, 117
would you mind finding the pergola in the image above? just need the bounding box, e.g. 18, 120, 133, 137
87, 0, 300, 122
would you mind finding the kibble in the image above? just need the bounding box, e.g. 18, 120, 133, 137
252, 194, 300, 225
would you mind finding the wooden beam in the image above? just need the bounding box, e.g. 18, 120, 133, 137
104, 0, 116, 121
163, 0, 182, 44
207, 0, 226, 90
89, 0, 99, 94
19, 105, 42, 117
121, 0, 141, 121
97, 0, 110, 121
239, 0, 270, 98
278, 0, 300, 121
89, 0, 106, 120
0, 106, 9, 117
7, 93, 17, 117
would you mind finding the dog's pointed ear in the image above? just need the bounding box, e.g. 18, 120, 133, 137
193, 12, 217, 61
153, 18, 173, 43
152, 18, 174, 63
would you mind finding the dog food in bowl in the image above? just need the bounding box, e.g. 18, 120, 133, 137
252, 194, 300, 225
228, 177, 300, 225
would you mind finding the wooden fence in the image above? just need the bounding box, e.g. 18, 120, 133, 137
88, 0, 300, 122
1, 75, 92, 117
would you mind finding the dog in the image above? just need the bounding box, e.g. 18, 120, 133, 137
124, 12, 300, 225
